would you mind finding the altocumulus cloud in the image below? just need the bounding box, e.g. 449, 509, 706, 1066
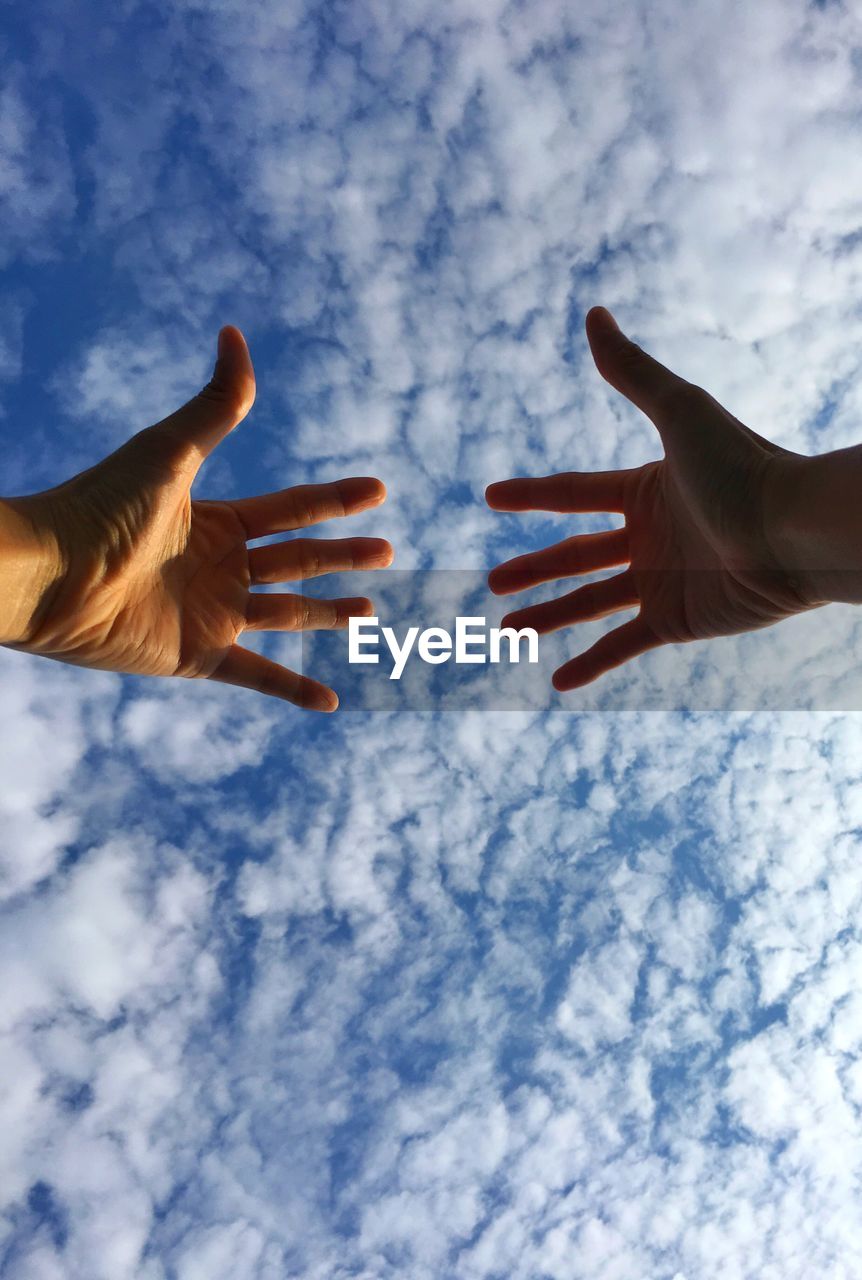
2, 0, 862, 1276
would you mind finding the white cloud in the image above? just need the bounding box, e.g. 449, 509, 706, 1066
49, 328, 211, 458
6, 0, 862, 1276
117, 680, 280, 786
0, 649, 121, 902
0, 67, 76, 268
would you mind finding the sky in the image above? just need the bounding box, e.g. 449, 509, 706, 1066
2, 0, 862, 1276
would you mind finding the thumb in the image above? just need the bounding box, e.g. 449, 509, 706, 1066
152, 325, 257, 474
585, 306, 689, 427
208, 325, 256, 413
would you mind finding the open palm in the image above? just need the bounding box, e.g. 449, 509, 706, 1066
10, 326, 392, 711
487, 307, 816, 692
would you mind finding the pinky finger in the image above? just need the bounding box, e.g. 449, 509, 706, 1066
552, 616, 662, 692
206, 643, 339, 712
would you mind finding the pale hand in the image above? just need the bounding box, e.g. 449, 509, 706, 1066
487, 307, 817, 692
3, 326, 393, 711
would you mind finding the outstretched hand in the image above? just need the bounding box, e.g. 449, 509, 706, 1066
486, 307, 815, 693
6, 326, 392, 711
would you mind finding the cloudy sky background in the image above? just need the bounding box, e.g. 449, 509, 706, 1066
3, 0, 862, 1275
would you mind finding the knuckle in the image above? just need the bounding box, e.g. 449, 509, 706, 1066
235, 378, 256, 416
279, 596, 303, 630
618, 339, 657, 377
294, 499, 317, 529
619, 338, 647, 364
562, 538, 582, 572
299, 541, 321, 578
652, 382, 680, 416
125, 423, 193, 478
198, 376, 256, 419
658, 379, 703, 416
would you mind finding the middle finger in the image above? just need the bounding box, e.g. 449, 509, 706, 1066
248, 536, 393, 585
244, 593, 375, 632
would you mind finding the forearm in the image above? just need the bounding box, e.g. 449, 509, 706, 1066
0, 496, 65, 647
766, 446, 862, 607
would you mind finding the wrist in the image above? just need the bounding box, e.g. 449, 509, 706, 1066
0, 496, 66, 648
764, 448, 862, 607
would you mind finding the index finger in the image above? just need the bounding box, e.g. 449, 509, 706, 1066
485, 469, 637, 513
226, 477, 386, 540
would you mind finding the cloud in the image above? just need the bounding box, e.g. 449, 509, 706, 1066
5, 0, 862, 1276
0, 65, 76, 270
0, 649, 121, 903
50, 328, 207, 451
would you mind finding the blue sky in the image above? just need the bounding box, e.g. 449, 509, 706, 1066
3, 0, 862, 1276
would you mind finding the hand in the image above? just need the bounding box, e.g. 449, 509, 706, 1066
3, 326, 393, 711
486, 307, 816, 693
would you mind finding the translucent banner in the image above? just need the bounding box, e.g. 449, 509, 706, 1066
295, 569, 862, 712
